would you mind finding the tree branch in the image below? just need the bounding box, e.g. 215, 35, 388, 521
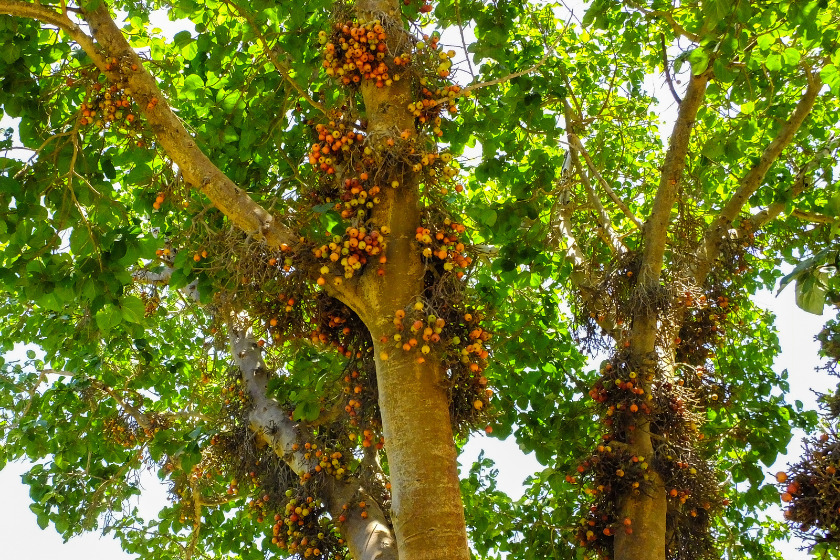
549, 196, 587, 268
696, 72, 822, 280
429, 54, 550, 108
567, 133, 644, 230
7, 370, 48, 431
790, 208, 836, 224
132, 267, 173, 285
548, 191, 621, 339
0, 1, 98, 51
622, 0, 701, 42
570, 149, 627, 252
0, 0, 299, 247
639, 70, 710, 288
76, 3, 299, 248
87, 377, 153, 431
41, 369, 154, 432
230, 331, 398, 560
0, 0, 302, 250
740, 136, 839, 230
661, 33, 682, 106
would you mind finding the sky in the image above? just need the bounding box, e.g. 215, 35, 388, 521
1, 3, 836, 560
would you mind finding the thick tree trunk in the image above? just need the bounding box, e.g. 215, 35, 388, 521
615, 474, 668, 560
620, 310, 668, 560
612, 71, 710, 560
346, 0, 472, 556
370, 335, 470, 560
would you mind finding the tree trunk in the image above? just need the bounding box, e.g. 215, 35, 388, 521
346, 0, 472, 556
370, 334, 470, 560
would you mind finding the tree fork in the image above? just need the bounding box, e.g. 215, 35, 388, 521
614, 70, 710, 560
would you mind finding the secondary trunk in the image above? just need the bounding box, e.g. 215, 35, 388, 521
232, 332, 399, 560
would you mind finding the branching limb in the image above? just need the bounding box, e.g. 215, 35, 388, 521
696, 72, 822, 280
186, 478, 203, 560
548, 193, 621, 339
229, 331, 398, 560
741, 137, 840, 231
429, 54, 551, 108
622, 0, 701, 42
572, 151, 627, 252
454, 0, 475, 79
562, 93, 643, 232
661, 33, 682, 106
549, 197, 587, 268
790, 209, 836, 224
567, 133, 644, 231
639, 70, 710, 288
194, 492, 239, 508
562, 98, 630, 251
0, 0, 99, 53
86, 377, 153, 432
6, 370, 48, 431
79, 3, 300, 248
0, 0, 301, 249
132, 267, 173, 285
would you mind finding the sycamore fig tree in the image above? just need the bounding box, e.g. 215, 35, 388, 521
0, 1, 839, 560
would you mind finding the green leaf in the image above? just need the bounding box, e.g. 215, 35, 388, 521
169, 267, 190, 290
688, 48, 710, 74
120, 295, 146, 324
782, 47, 801, 67
1, 43, 21, 64
794, 272, 828, 315
95, 304, 123, 332
182, 74, 205, 101
820, 64, 840, 94
69, 226, 95, 256
765, 53, 782, 71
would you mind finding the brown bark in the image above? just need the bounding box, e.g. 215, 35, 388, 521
695, 73, 821, 283
614, 71, 710, 560
614, 473, 668, 560
637, 71, 709, 293
370, 335, 469, 560
344, 0, 472, 557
